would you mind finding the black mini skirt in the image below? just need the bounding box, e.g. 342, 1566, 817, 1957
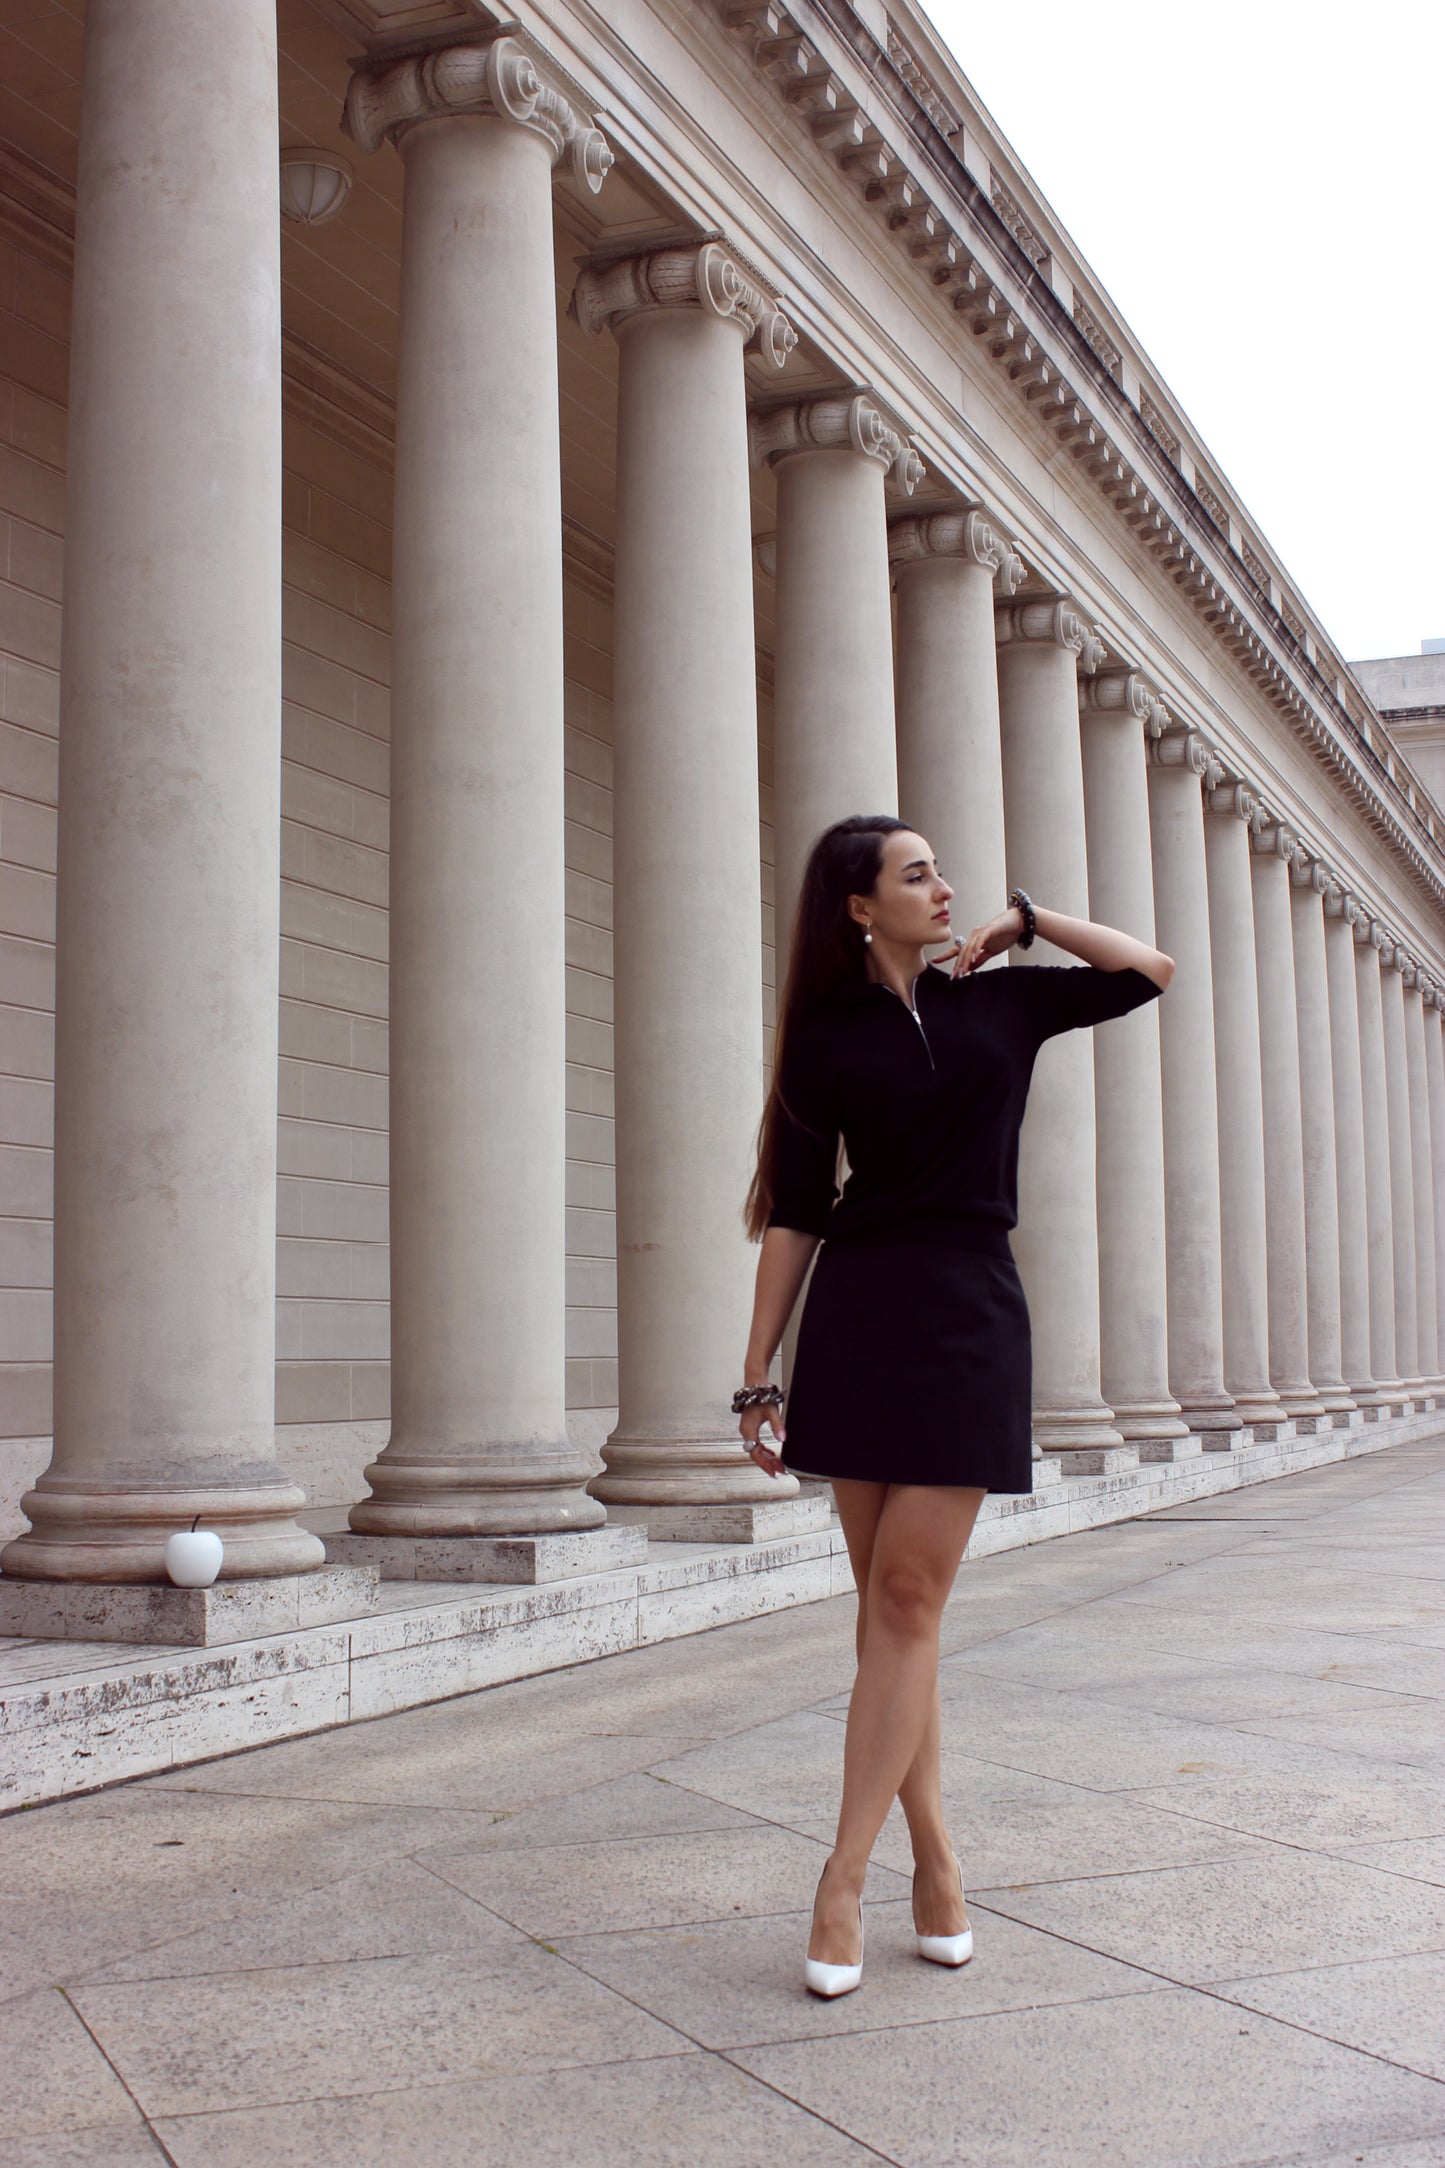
780, 1219, 1033, 1493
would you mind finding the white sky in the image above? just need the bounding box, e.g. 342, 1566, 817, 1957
918, 0, 1444, 665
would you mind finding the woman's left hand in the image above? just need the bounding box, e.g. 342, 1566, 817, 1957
939, 907, 1025, 979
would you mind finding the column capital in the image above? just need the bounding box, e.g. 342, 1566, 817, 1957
995, 596, 1106, 671
749, 391, 923, 493
1353, 912, 1388, 950
1289, 849, 1332, 896
571, 237, 796, 367
1079, 666, 1170, 736
1147, 721, 1211, 777
888, 506, 1023, 590
1203, 775, 1257, 822
1249, 816, 1298, 861
343, 33, 613, 191
1321, 877, 1354, 917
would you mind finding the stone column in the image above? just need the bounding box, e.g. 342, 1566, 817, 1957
1353, 916, 1400, 1396
573, 241, 804, 1518
1077, 674, 1188, 1449
1249, 819, 1326, 1419
1321, 889, 1380, 1406
1289, 853, 1354, 1415
750, 392, 917, 948
890, 508, 1021, 937
1424, 984, 1445, 1383
338, 42, 617, 1546
995, 598, 1123, 1455
1378, 940, 1420, 1389
1, 0, 322, 1582
1401, 959, 1439, 1385
1145, 727, 1240, 1438
1201, 780, 1281, 1425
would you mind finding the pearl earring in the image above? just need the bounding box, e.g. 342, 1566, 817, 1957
862, 923, 873, 945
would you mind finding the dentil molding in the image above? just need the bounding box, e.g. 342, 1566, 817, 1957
748, 390, 923, 493
888, 507, 1023, 591
571, 238, 797, 367
343, 34, 613, 194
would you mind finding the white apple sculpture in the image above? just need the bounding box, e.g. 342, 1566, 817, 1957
164, 1517, 224, 1589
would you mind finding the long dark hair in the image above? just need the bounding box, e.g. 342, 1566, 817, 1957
744, 815, 911, 1240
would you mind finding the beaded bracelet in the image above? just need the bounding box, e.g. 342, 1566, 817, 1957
732, 1383, 785, 1415
1008, 886, 1036, 948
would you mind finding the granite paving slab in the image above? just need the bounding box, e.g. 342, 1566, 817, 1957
1322, 1834, 1445, 1887
0, 1984, 151, 2140
553, 1896, 1166, 2048
724, 1986, 1445, 2168
970, 1849, 1445, 1983
1208, 1949, 1445, 2081
149, 2052, 888, 2167
68, 1944, 695, 2117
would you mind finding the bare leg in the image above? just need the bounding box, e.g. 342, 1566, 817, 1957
810, 1480, 984, 1965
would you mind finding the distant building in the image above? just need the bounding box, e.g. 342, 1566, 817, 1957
1354, 646, 1445, 812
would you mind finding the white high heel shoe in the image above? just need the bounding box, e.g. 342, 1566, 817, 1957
915, 1851, 973, 1967
804, 1883, 865, 1998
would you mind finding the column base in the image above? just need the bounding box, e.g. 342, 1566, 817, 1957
1134, 1433, 1206, 1462
0, 1474, 326, 1584
601, 1494, 831, 1544
1273, 1384, 1329, 1421
324, 1526, 647, 1584
1222, 1387, 1284, 1425
0, 1566, 376, 1647
1175, 1390, 1244, 1433
589, 1433, 803, 1509
1028, 1402, 1126, 1453
1110, 1398, 1191, 1442
1048, 1444, 1140, 1475
348, 1443, 608, 1538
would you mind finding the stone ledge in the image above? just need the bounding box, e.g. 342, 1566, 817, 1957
2, 1405, 1440, 1809
0, 1565, 378, 1647
322, 1525, 649, 1584
598, 1493, 833, 1543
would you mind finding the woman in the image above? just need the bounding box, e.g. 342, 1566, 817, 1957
736, 814, 1173, 1997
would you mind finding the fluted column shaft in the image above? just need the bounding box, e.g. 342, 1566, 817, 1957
575, 243, 799, 1504
753, 394, 909, 948
1402, 967, 1438, 1383
1146, 731, 1238, 1433
1202, 786, 1280, 1424
2, 0, 322, 1581
342, 43, 613, 1534
890, 510, 1017, 935
1321, 894, 1378, 1403
1250, 824, 1324, 1417
1079, 677, 1186, 1443
1378, 947, 1419, 1387
1289, 861, 1352, 1413
1353, 921, 1400, 1392
1425, 989, 1445, 1381
996, 600, 1121, 1452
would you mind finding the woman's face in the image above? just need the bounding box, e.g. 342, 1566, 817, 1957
851, 830, 954, 948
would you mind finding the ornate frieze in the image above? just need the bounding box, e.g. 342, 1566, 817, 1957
995, 598, 1106, 672
343, 35, 613, 193
571, 239, 796, 368
749, 391, 923, 492
887, 507, 1023, 591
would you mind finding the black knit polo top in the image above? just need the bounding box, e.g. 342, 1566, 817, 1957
767, 959, 1163, 1247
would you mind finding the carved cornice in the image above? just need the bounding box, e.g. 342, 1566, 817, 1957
888, 507, 1023, 591
343, 35, 613, 192
995, 597, 1105, 671
571, 239, 796, 367
1080, 667, 1170, 737
749, 391, 923, 492
705, 6, 1445, 911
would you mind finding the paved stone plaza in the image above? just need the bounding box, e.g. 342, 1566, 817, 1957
2, 1434, 1443, 2166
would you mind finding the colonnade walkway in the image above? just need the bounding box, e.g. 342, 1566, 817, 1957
3, 1433, 1443, 2166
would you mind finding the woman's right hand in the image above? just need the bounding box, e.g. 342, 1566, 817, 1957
740, 1400, 786, 1479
